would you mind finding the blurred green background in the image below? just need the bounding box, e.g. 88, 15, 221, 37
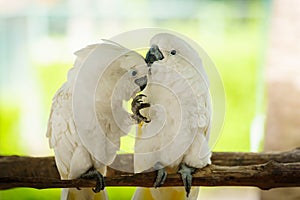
0, 0, 270, 199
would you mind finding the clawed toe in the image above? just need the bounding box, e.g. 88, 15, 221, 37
79, 167, 105, 193
153, 162, 167, 188
131, 94, 151, 123
154, 168, 167, 188
178, 163, 195, 197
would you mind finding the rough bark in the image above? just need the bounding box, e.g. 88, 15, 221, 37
0, 149, 299, 190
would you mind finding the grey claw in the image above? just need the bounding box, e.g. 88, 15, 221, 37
131, 94, 151, 123
137, 94, 147, 98
153, 163, 167, 188
80, 167, 105, 193
178, 163, 195, 197
133, 94, 147, 102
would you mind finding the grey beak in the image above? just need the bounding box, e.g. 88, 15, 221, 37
134, 75, 148, 91
145, 44, 164, 65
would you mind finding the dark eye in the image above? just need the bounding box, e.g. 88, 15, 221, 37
170, 50, 176, 55
131, 70, 137, 76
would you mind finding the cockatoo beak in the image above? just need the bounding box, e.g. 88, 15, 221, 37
134, 75, 148, 91
145, 44, 164, 66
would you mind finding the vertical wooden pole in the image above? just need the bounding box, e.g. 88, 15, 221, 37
263, 0, 300, 199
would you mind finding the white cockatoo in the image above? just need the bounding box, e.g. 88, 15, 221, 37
46, 40, 149, 200
133, 33, 212, 200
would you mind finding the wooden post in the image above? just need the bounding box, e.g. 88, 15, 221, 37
264, 0, 300, 199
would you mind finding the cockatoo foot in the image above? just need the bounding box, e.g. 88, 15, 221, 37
131, 94, 151, 123
153, 163, 167, 188
79, 167, 105, 193
178, 163, 195, 197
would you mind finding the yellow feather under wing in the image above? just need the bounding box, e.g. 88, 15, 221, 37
137, 122, 144, 138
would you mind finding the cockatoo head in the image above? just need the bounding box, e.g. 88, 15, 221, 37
113, 51, 149, 101
146, 33, 200, 66
145, 33, 209, 85
125, 65, 148, 94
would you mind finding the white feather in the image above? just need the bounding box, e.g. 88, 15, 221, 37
134, 33, 212, 200
47, 40, 147, 200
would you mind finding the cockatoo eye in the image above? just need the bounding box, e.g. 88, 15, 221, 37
170, 50, 176, 55
131, 70, 137, 77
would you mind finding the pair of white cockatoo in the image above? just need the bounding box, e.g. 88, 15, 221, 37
46, 32, 212, 200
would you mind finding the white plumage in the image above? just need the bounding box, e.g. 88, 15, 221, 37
47, 40, 148, 200
133, 33, 212, 200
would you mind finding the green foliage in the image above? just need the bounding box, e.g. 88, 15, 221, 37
33, 62, 72, 111
209, 26, 261, 152
0, 1, 268, 198
0, 100, 22, 155
107, 187, 136, 200
0, 188, 60, 200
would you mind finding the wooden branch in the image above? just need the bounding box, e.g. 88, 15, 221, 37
211, 147, 300, 166
0, 148, 299, 190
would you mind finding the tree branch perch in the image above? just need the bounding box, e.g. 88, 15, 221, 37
1, 148, 299, 190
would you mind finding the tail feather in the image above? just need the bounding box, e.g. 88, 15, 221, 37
61, 188, 108, 200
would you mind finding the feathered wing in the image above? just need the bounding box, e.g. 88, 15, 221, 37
133, 33, 211, 200
47, 40, 146, 200
46, 44, 98, 180
133, 62, 209, 200
72, 42, 146, 166
47, 43, 108, 200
